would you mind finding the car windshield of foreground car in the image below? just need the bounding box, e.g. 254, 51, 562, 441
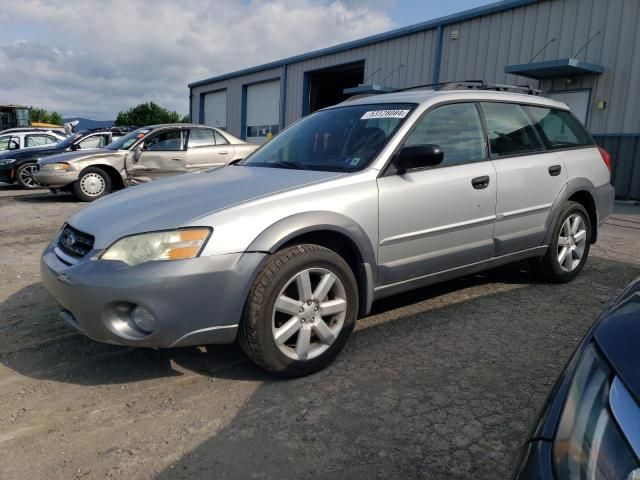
104, 128, 151, 151
242, 103, 415, 172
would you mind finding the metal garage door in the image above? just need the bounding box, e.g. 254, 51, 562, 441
246, 80, 280, 144
203, 90, 227, 129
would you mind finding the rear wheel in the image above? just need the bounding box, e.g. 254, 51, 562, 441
72, 167, 111, 201
15, 162, 40, 189
530, 201, 591, 283
239, 244, 358, 377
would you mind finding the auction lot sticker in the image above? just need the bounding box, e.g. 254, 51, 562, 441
361, 109, 410, 119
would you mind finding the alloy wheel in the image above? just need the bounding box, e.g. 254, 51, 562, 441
557, 213, 587, 272
271, 267, 347, 361
19, 164, 39, 188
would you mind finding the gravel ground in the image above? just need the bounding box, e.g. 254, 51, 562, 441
1, 185, 639, 480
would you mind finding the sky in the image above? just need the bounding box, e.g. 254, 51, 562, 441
0, 0, 493, 120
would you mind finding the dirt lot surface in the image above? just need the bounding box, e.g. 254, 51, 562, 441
1, 185, 639, 480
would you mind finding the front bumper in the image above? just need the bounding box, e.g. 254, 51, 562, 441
40, 243, 266, 347
33, 170, 79, 187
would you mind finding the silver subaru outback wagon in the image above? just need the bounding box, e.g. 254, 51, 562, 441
40, 87, 615, 377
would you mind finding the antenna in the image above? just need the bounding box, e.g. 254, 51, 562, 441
573, 30, 601, 59
362, 67, 382, 84
380, 64, 405, 84
528, 38, 555, 63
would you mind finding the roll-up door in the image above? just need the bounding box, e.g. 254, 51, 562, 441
203, 90, 227, 129
246, 80, 280, 144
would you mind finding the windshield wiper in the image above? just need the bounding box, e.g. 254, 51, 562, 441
269, 161, 305, 170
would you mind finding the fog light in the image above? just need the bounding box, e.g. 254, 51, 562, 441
131, 305, 156, 333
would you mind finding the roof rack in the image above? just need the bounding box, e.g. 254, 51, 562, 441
395, 80, 545, 96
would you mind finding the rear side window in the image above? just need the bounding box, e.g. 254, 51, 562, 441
213, 130, 229, 145
526, 106, 593, 149
480, 102, 544, 157
188, 128, 215, 148
405, 103, 486, 166
26, 135, 56, 147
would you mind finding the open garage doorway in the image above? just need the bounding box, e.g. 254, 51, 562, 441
303, 61, 365, 115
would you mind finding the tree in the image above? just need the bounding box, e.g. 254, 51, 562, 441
114, 102, 186, 126
30, 108, 64, 125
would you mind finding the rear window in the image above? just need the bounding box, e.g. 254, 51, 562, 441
480, 102, 545, 157
526, 106, 593, 149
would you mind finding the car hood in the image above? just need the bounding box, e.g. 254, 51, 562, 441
68, 166, 345, 249
39, 149, 115, 164
595, 278, 640, 402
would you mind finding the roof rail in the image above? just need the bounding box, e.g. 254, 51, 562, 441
396, 80, 545, 96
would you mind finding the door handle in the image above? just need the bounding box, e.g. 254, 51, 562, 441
548, 165, 562, 176
171, 157, 183, 161
471, 175, 490, 189
218, 151, 229, 155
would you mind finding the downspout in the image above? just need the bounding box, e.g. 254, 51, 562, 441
432, 25, 444, 84
279, 64, 288, 130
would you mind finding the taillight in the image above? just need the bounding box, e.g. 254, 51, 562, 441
598, 146, 612, 172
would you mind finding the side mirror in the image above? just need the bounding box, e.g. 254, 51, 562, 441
395, 144, 443, 173
71, 143, 80, 151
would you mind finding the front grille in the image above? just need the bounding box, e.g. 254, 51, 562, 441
57, 224, 95, 259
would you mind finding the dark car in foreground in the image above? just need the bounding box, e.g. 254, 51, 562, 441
514, 277, 640, 479
0, 128, 126, 189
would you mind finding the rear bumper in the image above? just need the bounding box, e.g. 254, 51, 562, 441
40, 244, 266, 347
596, 182, 615, 224
33, 170, 79, 188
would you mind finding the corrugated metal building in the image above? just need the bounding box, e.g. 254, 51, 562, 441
188, 0, 640, 199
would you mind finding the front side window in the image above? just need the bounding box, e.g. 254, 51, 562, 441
404, 103, 486, 166
144, 130, 183, 151
26, 135, 56, 147
243, 103, 415, 172
188, 128, 215, 148
481, 102, 544, 157
526, 106, 593, 150
78, 135, 107, 149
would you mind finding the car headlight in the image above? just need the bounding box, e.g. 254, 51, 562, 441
0, 159, 16, 166
41, 162, 72, 171
100, 228, 211, 266
554, 344, 639, 479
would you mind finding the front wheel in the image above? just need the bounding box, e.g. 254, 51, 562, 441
530, 201, 591, 283
15, 162, 40, 189
72, 167, 111, 201
239, 244, 358, 377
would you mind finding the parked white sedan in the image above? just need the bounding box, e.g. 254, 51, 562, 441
0, 130, 65, 151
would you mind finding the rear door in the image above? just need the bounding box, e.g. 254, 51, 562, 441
129, 128, 186, 181
185, 127, 233, 170
377, 102, 497, 286
480, 102, 568, 256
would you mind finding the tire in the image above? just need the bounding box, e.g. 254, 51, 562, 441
15, 162, 40, 189
239, 244, 359, 378
530, 201, 591, 283
72, 167, 111, 202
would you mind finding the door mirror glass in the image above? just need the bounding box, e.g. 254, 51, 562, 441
395, 144, 443, 172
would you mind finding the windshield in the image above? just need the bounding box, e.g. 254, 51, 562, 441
104, 128, 152, 150
242, 103, 415, 172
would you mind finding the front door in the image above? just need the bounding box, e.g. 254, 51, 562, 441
480, 102, 568, 256
377, 102, 497, 286
128, 128, 186, 183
